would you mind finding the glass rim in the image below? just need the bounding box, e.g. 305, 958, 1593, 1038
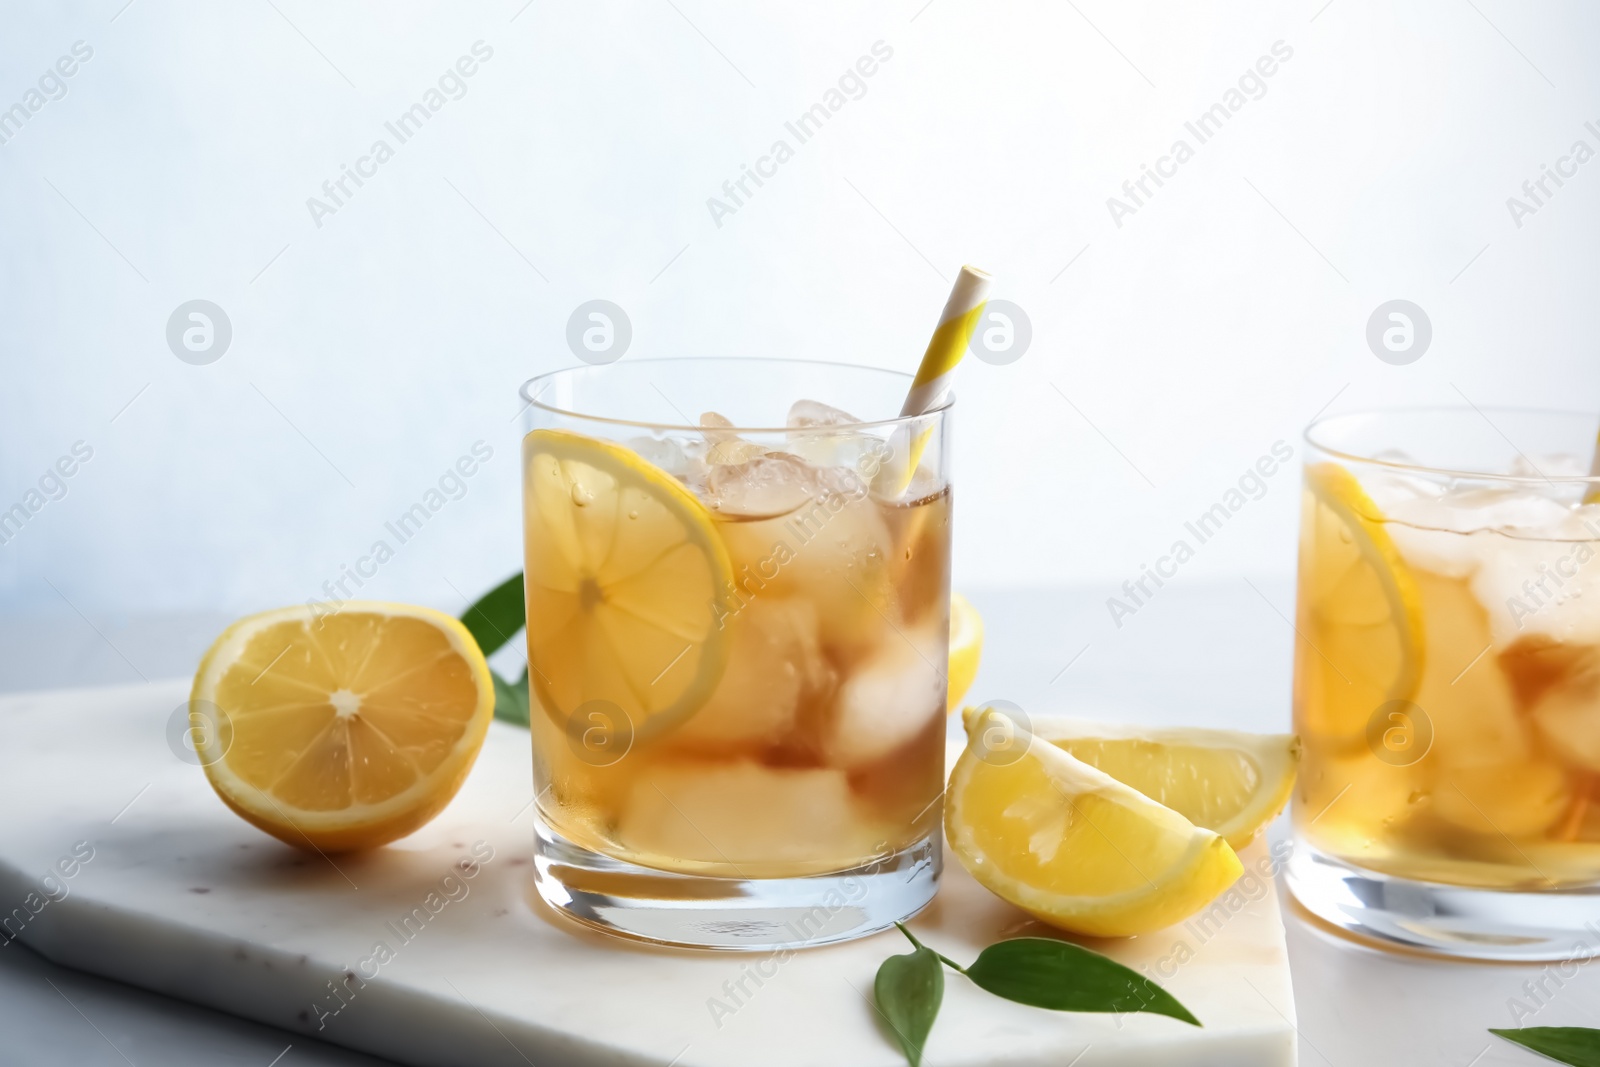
518, 357, 953, 434
1305, 405, 1600, 485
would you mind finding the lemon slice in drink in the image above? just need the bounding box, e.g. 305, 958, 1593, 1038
946, 706, 1243, 937
1009, 713, 1299, 849
1298, 462, 1424, 750
522, 429, 733, 740
946, 593, 984, 711
191, 603, 494, 852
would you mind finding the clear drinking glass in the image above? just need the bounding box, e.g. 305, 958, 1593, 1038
1286, 407, 1600, 960
518, 358, 949, 949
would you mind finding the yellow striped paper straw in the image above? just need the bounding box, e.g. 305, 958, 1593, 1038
878, 265, 992, 497
902, 265, 992, 418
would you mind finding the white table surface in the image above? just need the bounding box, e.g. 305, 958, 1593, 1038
4, 582, 1598, 1067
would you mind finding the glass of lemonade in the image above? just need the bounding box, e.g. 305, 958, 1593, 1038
1287, 408, 1600, 960
518, 358, 949, 949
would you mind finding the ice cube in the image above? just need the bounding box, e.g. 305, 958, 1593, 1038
792, 433, 894, 479
1362, 467, 1443, 513
1431, 759, 1569, 837
1511, 452, 1589, 480
617, 761, 888, 869
704, 452, 817, 517
1382, 480, 1591, 615
1411, 570, 1531, 767
626, 436, 692, 477
787, 399, 860, 428
823, 621, 944, 770
785, 399, 891, 475
670, 598, 830, 752
699, 411, 737, 438
696, 411, 768, 465
705, 439, 768, 465
1500, 636, 1598, 709
1454, 487, 1573, 530
1456, 523, 1600, 648
714, 461, 899, 655
1385, 483, 1574, 541
1533, 689, 1600, 773
1506, 638, 1600, 772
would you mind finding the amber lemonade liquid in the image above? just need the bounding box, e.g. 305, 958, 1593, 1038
528, 445, 950, 880
1294, 461, 1600, 890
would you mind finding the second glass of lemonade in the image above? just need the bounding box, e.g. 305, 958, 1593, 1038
519, 359, 950, 949
1288, 408, 1600, 960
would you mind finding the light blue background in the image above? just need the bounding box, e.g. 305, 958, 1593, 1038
3, 0, 1597, 630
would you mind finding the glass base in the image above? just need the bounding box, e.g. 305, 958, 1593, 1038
531, 817, 940, 951
1286, 842, 1600, 961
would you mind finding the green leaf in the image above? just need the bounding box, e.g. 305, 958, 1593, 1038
874, 937, 944, 1067
461, 572, 532, 727
491, 669, 530, 728
461, 572, 525, 657
964, 937, 1200, 1027
1491, 1027, 1600, 1066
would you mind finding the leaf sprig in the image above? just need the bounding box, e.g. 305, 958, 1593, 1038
460, 572, 531, 726
874, 927, 944, 1067
875, 923, 1200, 1066
1491, 1027, 1600, 1066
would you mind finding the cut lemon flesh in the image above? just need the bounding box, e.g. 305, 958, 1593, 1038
946, 707, 1243, 937
522, 429, 733, 740
1297, 462, 1424, 750
946, 593, 984, 711
1003, 712, 1300, 849
190, 602, 494, 852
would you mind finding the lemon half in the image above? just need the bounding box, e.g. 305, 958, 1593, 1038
191, 602, 494, 852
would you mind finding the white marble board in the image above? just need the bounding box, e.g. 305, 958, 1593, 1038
0, 680, 1297, 1066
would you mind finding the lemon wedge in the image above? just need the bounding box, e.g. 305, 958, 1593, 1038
946, 593, 983, 711
1009, 713, 1299, 849
522, 429, 734, 741
946, 706, 1243, 937
190, 602, 494, 852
